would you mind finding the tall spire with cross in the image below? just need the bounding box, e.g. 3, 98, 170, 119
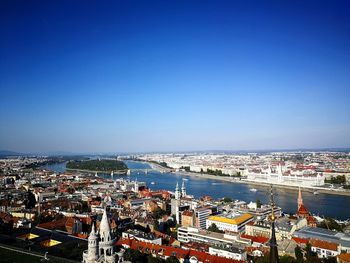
269, 185, 279, 263
298, 186, 303, 210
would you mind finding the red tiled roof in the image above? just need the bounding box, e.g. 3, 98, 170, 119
292, 237, 309, 245
241, 234, 269, 244
298, 204, 309, 215
338, 253, 350, 262
310, 239, 338, 251
116, 238, 245, 263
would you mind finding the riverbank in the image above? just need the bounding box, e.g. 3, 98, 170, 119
147, 162, 350, 197
66, 168, 127, 174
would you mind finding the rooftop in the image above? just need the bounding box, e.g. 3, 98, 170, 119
208, 213, 253, 225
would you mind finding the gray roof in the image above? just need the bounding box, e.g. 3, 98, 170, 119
294, 226, 350, 248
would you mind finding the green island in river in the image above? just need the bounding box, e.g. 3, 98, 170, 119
66, 159, 128, 174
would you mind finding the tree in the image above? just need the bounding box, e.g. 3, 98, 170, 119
295, 245, 303, 263
280, 255, 296, 263
318, 218, 343, 232
123, 248, 147, 263
152, 207, 167, 219
323, 257, 337, 263
207, 223, 224, 233
147, 254, 164, 263
24, 189, 36, 210
165, 256, 180, 263
305, 243, 319, 263
256, 199, 262, 208
223, 197, 232, 203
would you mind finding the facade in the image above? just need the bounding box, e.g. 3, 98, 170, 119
181, 210, 195, 227
206, 213, 254, 232
310, 239, 340, 258
83, 210, 117, 263
122, 229, 162, 245
293, 227, 350, 254
195, 206, 211, 229
209, 246, 247, 261
177, 226, 243, 246
245, 164, 324, 187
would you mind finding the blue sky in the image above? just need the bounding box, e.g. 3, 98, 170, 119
0, 1, 349, 153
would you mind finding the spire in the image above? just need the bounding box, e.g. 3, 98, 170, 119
175, 182, 181, 200
90, 223, 96, 235
181, 180, 186, 197
269, 185, 279, 263
100, 209, 111, 235
298, 186, 303, 210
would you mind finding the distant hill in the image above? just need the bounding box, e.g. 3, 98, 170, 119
0, 150, 25, 156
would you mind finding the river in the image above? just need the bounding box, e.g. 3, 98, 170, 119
42, 160, 350, 220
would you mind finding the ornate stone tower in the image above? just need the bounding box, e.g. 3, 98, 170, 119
99, 209, 116, 262
82, 209, 116, 263
87, 224, 99, 262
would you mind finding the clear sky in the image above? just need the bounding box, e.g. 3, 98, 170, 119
1, 1, 349, 153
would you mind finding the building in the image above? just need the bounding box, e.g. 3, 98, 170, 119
209, 245, 247, 261
178, 226, 237, 245
310, 238, 340, 258
117, 238, 245, 263
245, 163, 324, 187
296, 187, 316, 227
195, 206, 211, 229
293, 227, 350, 253
206, 213, 254, 232
338, 253, 350, 263
181, 210, 195, 227
83, 209, 117, 263
122, 229, 162, 245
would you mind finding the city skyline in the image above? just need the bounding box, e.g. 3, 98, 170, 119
1, 1, 350, 153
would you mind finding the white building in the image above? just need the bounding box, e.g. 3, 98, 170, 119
208, 245, 247, 261
206, 213, 254, 232
122, 229, 162, 245
245, 163, 325, 187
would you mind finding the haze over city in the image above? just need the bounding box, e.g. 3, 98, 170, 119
1, 1, 350, 153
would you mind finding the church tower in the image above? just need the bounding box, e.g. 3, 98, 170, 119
175, 182, 181, 200
134, 178, 139, 193
298, 187, 303, 210
181, 180, 186, 197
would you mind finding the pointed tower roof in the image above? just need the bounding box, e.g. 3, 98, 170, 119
268, 185, 279, 263
91, 223, 96, 234
298, 186, 303, 210
99, 209, 111, 234
89, 222, 98, 240
181, 180, 185, 189
175, 182, 179, 190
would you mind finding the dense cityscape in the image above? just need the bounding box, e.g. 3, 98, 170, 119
0, 152, 350, 263
1, 0, 350, 262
